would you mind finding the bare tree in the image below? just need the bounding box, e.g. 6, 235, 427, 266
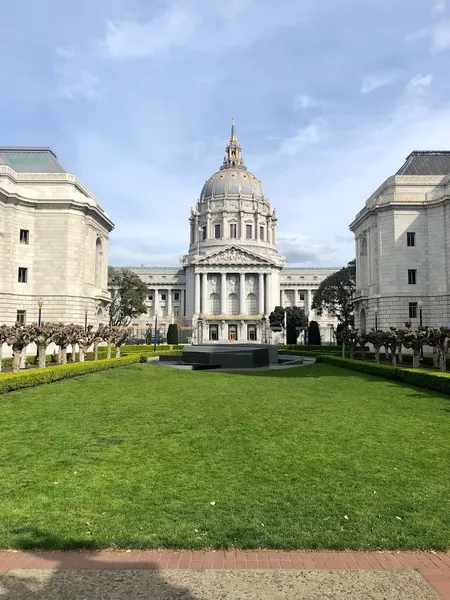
383, 328, 400, 366
112, 328, 131, 358
29, 323, 59, 368
52, 324, 73, 365
6, 325, 33, 372
424, 327, 450, 372
0, 325, 10, 372
400, 321, 427, 369
367, 329, 384, 363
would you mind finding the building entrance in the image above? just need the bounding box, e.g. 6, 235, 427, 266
228, 324, 237, 341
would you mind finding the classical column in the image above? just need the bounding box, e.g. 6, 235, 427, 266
239, 273, 246, 315
266, 216, 272, 245
220, 272, 227, 315
194, 274, 200, 314
258, 273, 264, 314
294, 289, 298, 307
306, 289, 313, 317
239, 211, 245, 240
206, 213, 211, 239
202, 273, 208, 315
180, 289, 185, 316
154, 288, 159, 316
265, 273, 272, 314
222, 212, 227, 240
280, 288, 284, 307
167, 289, 172, 318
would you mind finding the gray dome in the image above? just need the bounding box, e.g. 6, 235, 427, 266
201, 168, 265, 201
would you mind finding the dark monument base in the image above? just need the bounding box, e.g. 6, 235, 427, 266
182, 344, 278, 369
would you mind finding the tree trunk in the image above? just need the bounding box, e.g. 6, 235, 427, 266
391, 349, 397, 367
398, 348, 403, 365
70, 344, 76, 362
20, 348, 26, 370
412, 349, 420, 369
116, 346, 121, 358
0, 344, 2, 372
57, 347, 62, 364
440, 349, 447, 372
341, 342, 345, 358
361, 346, 366, 361
350, 346, 354, 359
94, 342, 99, 361
107, 342, 112, 359
79, 347, 85, 362
61, 347, 67, 365
12, 350, 21, 372
375, 346, 380, 363
38, 344, 46, 368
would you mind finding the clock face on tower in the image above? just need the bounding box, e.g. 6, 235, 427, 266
229, 276, 236, 284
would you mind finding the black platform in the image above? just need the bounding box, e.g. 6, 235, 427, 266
182, 344, 278, 369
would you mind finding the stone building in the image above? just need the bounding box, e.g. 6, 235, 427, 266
350, 151, 450, 331
0, 147, 114, 327
126, 122, 338, 343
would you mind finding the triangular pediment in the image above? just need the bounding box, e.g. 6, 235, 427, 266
195, 245, 273, 266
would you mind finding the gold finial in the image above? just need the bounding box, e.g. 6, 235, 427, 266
230, 118, 237, 142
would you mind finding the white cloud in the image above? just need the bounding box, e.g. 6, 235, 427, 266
361, 71, 401, 94
406, 73, 433, 92
103, 6, 196, 60
58, 70, 106, 102
430, 20, 450, 51
432, 0, 446, 16
279, 118, 327, 155
294, 95, 317, 110
277, 235, 335, 264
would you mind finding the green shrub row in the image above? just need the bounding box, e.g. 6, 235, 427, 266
118, 344, 186, 353
320, 355, 450, 395
0, 355, 140, 394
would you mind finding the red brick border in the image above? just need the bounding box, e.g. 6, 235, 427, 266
0, 550, 449, 598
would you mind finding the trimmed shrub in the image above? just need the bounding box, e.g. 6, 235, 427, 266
166, 324, 179, 345
320, 355, 450, 395
308, 321, 321, 345
0, 355, 140, 395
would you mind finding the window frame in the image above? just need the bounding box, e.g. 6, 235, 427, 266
408, 269, 417, 285
407, 232, 416, 247
229, 223, 237, 238
16, 310, 26, 324
246, 224, 252, 239
409, 302, 418, 319
19, 229, 29, 244
18, 267, 28, 283
259, 226, 264, 241
202, 226, 207, 240
174, 292, 180, 301
214, 224, 221, 239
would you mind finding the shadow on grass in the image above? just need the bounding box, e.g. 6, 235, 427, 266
0, 529, 199, 600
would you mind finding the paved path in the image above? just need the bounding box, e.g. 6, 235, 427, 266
0, 550, 449, 599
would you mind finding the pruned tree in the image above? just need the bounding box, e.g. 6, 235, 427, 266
346, 328, 359, 359
77, 325, 103, 362
112, 327, 131, 358
268, 306, 285, 332
29, 323, 59, 368
285, 306, 308, 345
357, 330, 370, 361
108, 267, 148, 327
0, 325, 10, 372
383, 328, 400, 366
400, 321, 427, 369
64, 324, 83, 362
307, 320, 321, 345
167, 323, 179, 345
6, 325, 33, 372
51, 323, 71, 365
367, 329, 384, 363
424, 327, 450, 372
312, 260, 356, 328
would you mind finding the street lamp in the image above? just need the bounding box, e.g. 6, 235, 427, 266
261, 314, 267, 344
418, 300, 424, 359
84, 306, 89, 332
373, 306, 379, 330
197, 314, 203, 345
37, 298, 44, 326
153, 314, 158, 352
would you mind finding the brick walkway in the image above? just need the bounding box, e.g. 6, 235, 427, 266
1, 550, 450, 598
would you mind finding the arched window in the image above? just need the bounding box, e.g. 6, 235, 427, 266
228, 293, 239, 315
246, 293, 257, 315
95, 238, 102, 288
209, 293, 220, 315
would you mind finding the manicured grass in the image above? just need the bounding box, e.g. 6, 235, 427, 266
1, 363, 449, 551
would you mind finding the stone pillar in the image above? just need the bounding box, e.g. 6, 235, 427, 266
220, 273, 227, 315
180, 289, 185, 316
306, 289, 313, 317
202, 273, 208, 315
206, 213, 211, 239
167, 289, 172, 318
194, 274, 200, 314
258, 273, 264, 314
294, 289, 298, 307
265, 273, 272, 314
272, 219, 277, 245
154, 288, 159, 316
240, 211, 245, 240
266, 216, 271, 245
239, 273, 246, 315
280, 288, 284, 307
194, 215, 199, 242
222, 212, 227, 240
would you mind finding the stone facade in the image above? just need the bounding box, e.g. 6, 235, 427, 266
0, 148, 114, 327
350, 151, 450, 331
125, 122, 338, 344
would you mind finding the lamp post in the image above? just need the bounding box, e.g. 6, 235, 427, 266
153, 314, 158, 352
84, 307, 88, 332
373, 306, 379, 330
38, 297, 44, 326
418, 300, 423, 359
197, 314, 203, 345
261, 314, 267, 344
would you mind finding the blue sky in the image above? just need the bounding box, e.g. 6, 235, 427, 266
2, 0, 450, 267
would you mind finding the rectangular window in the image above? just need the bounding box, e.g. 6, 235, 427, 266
148, 295, 153, 300
300, 293, 305, 301
246, 224, 252, 239
174, 292, 180, 301
18, 267, 27, 283
313, 276, 318, 280
202, 226, 207, 240
409, 302, 418, 319
229, 223, 237, 238
259, 226, 264, 241
161, 294, 166, 300
19, 229, 29, 244
214, 224, 221, 239
407, 232, 415, 247
16, 310, 26, 324
408, 269, 417, 285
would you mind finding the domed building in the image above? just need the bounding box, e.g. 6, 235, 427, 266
128, 121, 339, 344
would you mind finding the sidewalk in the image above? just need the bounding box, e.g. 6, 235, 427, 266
1, 550, 449, 599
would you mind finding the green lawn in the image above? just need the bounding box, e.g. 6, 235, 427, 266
1, 363, 449, 551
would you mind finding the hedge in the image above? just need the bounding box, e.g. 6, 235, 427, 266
117, 344, 186, 354
320, 355, 450, 395
0, 354, 140, 395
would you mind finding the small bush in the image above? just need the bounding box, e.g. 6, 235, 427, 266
0, 355, 140, 395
